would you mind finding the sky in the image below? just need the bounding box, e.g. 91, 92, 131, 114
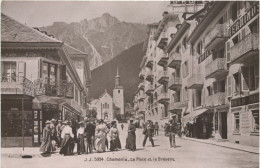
1, 1, 169, 27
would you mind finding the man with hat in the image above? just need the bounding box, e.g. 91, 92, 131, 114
142, 120, 155, 147
84, 118, 96, 154
168, 119, 177, 148
50, 119, 57, 151
56, 120, 62, 148
40, 120, 52, 154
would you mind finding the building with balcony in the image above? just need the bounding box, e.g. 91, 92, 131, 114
1, 13, 91, 147
225, 2, 259, 147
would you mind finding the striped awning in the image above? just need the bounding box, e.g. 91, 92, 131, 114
182, 108, 208, 123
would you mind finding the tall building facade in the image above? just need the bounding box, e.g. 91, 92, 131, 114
134, 2, 205, 127
134, 1, 259, 147
1, 14, 92, 147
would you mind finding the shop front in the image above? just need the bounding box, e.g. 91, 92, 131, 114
229, 93, 259, 147
213, 108, 228, 140
1, 95, 34, 147
182, 108, 213, 139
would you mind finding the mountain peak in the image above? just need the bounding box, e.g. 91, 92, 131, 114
102, 13, 112, 18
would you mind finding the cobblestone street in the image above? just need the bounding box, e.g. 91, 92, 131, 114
2, 127, 259, 168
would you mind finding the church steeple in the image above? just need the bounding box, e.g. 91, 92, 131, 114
115, 67, 122, 89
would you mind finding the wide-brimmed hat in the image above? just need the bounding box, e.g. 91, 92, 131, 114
58, 120, 62, 122
129, 118, 134, 121
51, 119, 56, 122
79, 121, 84, 125
45, 120, 51, 124
63, 120, 68, 124
84, 117, 88, 121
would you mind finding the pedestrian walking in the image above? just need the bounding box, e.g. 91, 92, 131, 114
84, 119, 96, 154
125, 118, 136, 152
109, 121, 121, 151
56, 120, 62, 148
154, 122, 159, 136
91, 120, 96, 151
121, 123, 124, 130
168, 119, 177, 148
40, 120, 52, 154
50, 119, 57, 151
77, 121, 85, 155
142, 120, 155, 147
60, 121, 74, 156
95, 119, 108, 153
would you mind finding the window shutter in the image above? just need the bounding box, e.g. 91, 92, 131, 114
201, 88, 205, 106
226, 41, 231, 63
18, 61, 26, 78
241, 66, 249, 92
227, 76, 232, 97
60, 65, 67, 81
213, 82, 218, 94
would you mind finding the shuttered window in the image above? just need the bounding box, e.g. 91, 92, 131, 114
227, 76, 232, 97
252, 110, 259, 132
234, 113, 240, 133
3, 61, 17, 82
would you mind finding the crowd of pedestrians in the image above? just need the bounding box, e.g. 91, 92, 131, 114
40, 117, 179, 155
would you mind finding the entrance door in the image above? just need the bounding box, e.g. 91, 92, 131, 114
221, 112, 227, 139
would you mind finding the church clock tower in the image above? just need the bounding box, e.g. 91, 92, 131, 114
113, 68, 124, 119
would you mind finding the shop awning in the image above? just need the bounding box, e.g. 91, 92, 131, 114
182, 108, 208, 123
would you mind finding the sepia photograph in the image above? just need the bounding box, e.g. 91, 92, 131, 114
1, 0, 259, 168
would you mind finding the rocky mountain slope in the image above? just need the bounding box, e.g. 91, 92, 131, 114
89, 42, 145, 104
40, 13, 147, 70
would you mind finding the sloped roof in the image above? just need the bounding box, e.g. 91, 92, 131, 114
99, 89, 112, 99
64, 44, 88, 56
1, 13, 62, 43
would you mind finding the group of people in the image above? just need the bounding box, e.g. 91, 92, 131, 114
40, 118, 122, 155
39, 117, 179, 155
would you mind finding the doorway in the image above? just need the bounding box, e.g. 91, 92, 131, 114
221, 112, 227, 139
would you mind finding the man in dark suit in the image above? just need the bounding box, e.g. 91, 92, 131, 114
84, 119, 96, 154
168, 119, 177, 148
142, 120, 155, 147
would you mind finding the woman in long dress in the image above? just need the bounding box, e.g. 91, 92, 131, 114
95, 119, 108, 152
125, 119, 136, 152
77, 121, 85, 155
59, 121, 74, 156
40, 120, 52, 154
109, 121, 121, 151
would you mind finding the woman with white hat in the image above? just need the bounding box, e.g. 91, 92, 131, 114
59, 121, 74, 155
40, 120, 52, 154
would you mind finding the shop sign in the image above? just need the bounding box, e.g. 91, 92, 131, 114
230, 3, 259, 36
240, 112, 250, 134
42, 103, 59, 110
231, 93, 259, 107
198, 49, 214, 64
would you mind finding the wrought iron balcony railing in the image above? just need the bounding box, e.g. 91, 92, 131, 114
230, 33, 259, 63
157, 71, 169, 84
205, 23, 229, 48
1, 75, 34, 96
168, 76, 182, 91
34, 77, 74, 98
157, 92, 170, 104
205, 58, 228, 79
169, 101, 188, 110
145, 56, 153, 68
145, 84, 154, 95
158, 52, 169, 67
204, 92, 227, 108
187, 74, 204, 89
145, 69, 154, 82
168, 53, 181, 69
